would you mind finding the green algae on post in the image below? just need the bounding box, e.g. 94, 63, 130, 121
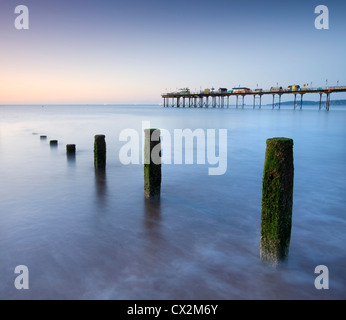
261, 137, 294, 266
144, 129, 161, 200
94, 135, 106, 170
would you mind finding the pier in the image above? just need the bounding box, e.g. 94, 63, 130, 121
162, 86, 346, 111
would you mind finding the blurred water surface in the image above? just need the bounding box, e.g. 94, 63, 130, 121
0, 104, 345, 299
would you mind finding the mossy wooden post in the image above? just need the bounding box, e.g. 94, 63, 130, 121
144, 129, 161, 200
66, 144, 76, 155
261, 138, 294, 266
50, 140, 58, 147
94, 135, 106, 170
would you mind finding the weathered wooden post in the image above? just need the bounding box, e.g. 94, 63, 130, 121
40, 135, 47, 140
144, 129, 161, 200
261, 138, 294, 266
66, 144, 76, 155
50, 140, 58, 147
94, 135, 106, 170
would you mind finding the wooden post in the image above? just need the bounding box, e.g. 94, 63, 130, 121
94, 135, 106, 170
66, 144, 76, 155
50, 140, 58, 147
144, 129, 161, 200
261, 138, 294, 266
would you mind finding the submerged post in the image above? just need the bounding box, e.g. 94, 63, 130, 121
66, 144, 76, 155
50, 140, 58, 147
261, 138, 294, 266
144, 129, 161, 200
94, 135, 106, 170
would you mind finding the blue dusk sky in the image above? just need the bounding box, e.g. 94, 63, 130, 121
0, 0, 345, 104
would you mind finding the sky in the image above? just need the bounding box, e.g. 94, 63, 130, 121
0, 0, 346, 104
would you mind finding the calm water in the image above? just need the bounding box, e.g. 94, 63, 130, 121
0, 104, 345, 300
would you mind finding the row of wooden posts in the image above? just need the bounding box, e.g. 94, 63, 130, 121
41, 131, 294, 267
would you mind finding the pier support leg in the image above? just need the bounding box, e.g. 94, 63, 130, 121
253, 95, 256, 109
236, 95, 239, 109
94, 135, 106, 170
326, 93, 331, 111
279, 95, 282, 109
319, 93, 322, 110
259, 95, 262, 109
144, 129, 161, 200
294, 94, 297, 110
261, 138, 294, 266
272, 95, 275, 109
300, 94, 303, 110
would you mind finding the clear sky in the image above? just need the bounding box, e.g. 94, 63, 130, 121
0, 0, 345, 104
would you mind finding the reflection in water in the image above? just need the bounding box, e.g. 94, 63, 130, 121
67, 153, 76, 167
94, 169, 107, 207
144, 198, 161, 230
143, 198, 163, 256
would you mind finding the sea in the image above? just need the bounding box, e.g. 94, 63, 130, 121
0, 104, 345, 300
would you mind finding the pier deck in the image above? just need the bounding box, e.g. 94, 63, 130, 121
162, 87, 346, 111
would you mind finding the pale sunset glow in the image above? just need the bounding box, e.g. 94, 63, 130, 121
1, 0, 346, 104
